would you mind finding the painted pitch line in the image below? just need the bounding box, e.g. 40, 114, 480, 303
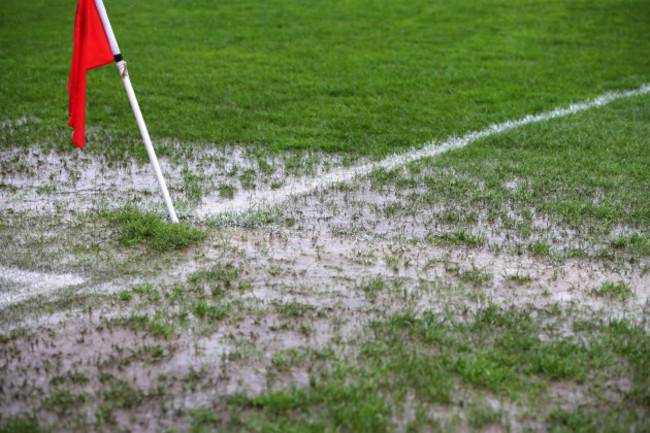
198, 83, 650, 218
0, 266, 86, 310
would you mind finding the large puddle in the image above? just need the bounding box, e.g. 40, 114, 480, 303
1, 143, 648, 432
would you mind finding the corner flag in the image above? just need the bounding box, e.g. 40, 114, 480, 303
68, 0, 179, 223
68, 0, 115, 149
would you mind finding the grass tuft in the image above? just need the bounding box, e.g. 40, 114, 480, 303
0, 417, 47, 433
592, 281, 634, 301
609, 233, 650, 256
433, 229, 485, 247
106, 206, 206, 251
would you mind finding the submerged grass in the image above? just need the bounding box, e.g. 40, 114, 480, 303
0, 417, 47, 433
106, 261, 249, 339
592, 281, 634, 301
2, 3, 650, 431
367, 94, 650, 256
200, 305, 650, 432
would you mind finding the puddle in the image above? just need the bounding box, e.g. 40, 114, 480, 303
1, 141, 649, 431
0, 144, 359, 219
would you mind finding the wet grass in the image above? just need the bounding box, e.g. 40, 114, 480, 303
366, 94, 650, 257
111, 312, 177, 340
44, 389, 88, 415
1, 0, 649, 159
2, 221, 648, 433
187, 262, 249, 295
431, 229, 485, 247
105, 206, 206, 251
547, 408, 645, 433
198, 305, 650, 432
2, 18, 649, 427
610, 233, 650, 256
271, 347, 309, 372
107, 261, 250, 340
97, 380, 145, 425
276, 301, 316, 319
0, 417, 47, 433
592, 281, 634, 301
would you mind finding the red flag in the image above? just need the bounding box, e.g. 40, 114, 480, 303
68, 0, 114, 149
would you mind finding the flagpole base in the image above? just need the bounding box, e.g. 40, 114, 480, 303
94, 0, 179, 223
116, 62, 179, 223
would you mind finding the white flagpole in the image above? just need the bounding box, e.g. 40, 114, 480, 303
93, 0, 179, 223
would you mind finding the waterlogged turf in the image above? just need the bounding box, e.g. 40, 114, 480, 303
215, 308, 650, 432
359, 93, 650, 256
2, 1, 650, 432
105, 206, 206, 251
1, 0, 649, 157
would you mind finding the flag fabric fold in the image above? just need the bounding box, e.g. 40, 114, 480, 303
68, 0, 114, 149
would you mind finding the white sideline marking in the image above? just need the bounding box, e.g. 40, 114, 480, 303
0, 266, 86, 309
199, 84, 650, 218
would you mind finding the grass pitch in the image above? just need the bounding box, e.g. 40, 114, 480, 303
1, 92, 649, 432
1, 0, 649, 157
1, 0, 649, 432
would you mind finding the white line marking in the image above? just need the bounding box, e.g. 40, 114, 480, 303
198, 83, 650, 218
0, 266, 86, 309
